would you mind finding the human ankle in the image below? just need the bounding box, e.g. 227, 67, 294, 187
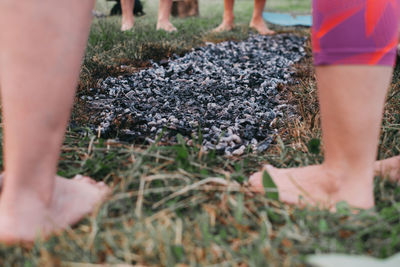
321, 162, 373, 189
122, 17, 134, 26
0, 189, 53, 224
1, 175, 54, 208
157, 19, 169, 25
250, 16, 263, 24
222, 14, 234, 25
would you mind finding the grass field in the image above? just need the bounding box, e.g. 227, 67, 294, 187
1, 0, 400, 266
267, 0, 311, 12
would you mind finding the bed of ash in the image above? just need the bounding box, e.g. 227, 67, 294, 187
84, 34, 307, 155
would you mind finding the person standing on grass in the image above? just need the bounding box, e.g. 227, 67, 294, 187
214, 0, 275, 35
250, 0, 400, 210
0, 0, 110, 243
121, 0, 177, 32
1, 0, 400, 247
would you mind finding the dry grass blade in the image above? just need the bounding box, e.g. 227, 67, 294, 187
152, 177, 240, 209
144, 173, 191, 183
61, 263, 137, 267
135, 175, 146, 218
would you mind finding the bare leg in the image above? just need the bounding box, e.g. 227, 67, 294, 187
157, 0, 177, 32
249, 0, 275, 35
0, 0, 109, 243
381, 33, 400, 181
249, 66, 392, 209
121, 0, 135, 31
213, 0, 235, 32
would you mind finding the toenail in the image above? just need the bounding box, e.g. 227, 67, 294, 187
74, 174, 83, 180
249, 173, 260, 184
264, 164, 273, 171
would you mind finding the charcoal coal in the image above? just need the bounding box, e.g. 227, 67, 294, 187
87, 34, 306, 154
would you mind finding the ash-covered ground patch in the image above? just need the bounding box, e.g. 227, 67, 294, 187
86, 34, 306, 155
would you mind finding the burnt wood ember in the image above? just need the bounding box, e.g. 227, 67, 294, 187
86, 34, 306, 155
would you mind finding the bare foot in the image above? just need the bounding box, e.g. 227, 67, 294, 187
121, 17, 135, 31
375, 156, 400, 181
213, 21, 235, 33
249, 165, 374, 210
0, 175, 110, 244
156, 21, 177, 32
249, 18, 275, 35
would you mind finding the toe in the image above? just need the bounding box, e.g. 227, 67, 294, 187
249, 172, 260, 185
213, 26, 221, 32
97, 183, 111, 197
263, 30, 275, 35
262, 164, 275, 172
82, 177, 98, 185
96, 181, 109, 190
249, 164, 278, 193
249, 171, 264, 193
73, 174, 84, 181
72, 175, 109, 195
73, 175, 97, 185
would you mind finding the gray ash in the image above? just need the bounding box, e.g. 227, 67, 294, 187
86, 34, 306, 155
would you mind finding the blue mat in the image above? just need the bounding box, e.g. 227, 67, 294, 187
263, 12, 312, 27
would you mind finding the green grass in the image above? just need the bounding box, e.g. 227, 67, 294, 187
1, 0, 400, 266
267, 0, 311, 13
